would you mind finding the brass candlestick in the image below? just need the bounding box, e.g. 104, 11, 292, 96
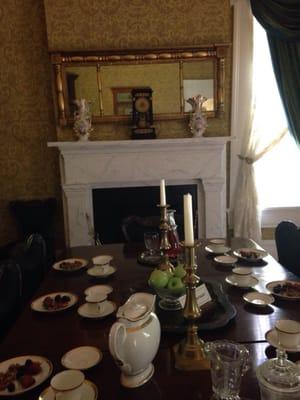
157, 204, 174, 274
173, 242, 210, 370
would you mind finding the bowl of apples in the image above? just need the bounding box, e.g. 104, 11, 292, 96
148, 264, 186, 311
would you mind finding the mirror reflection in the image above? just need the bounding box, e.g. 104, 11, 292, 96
52, 45, 228, 125
183, 61, 214, 112
101, 63, 181, 116
66, 66, 100, 116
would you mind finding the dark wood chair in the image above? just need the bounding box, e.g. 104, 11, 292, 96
275, 220, 300, 277
0, 260, 22, 341
15, 233, 47, 303
121, 215, 160, 242
10, 198, 57, 265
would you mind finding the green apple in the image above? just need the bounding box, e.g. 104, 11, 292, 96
149, 269, 169, 289
167, 276, 185, 293
165, 269, 174, 280
174, 264, 186, 279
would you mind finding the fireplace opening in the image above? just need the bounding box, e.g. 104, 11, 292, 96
93, 185, 198, 244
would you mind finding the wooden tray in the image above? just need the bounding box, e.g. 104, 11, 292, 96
156, 279, 236, 333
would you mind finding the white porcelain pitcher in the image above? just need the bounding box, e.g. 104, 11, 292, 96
109, 292, 160, 388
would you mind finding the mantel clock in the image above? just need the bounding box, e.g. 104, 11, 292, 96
131, 87, 156, 139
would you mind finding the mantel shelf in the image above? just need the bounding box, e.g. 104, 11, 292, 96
48, 137, 231, 153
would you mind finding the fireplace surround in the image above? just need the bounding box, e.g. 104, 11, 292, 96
48, 137, 229, 247
92, 184, 198, 244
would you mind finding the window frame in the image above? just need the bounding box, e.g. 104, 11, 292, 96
230, 0, 300, 232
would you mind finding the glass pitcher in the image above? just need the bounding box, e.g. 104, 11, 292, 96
166, 209, 182, 260
204, 340, 249, 400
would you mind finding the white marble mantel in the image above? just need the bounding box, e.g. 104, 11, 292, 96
48, 137, 230, 246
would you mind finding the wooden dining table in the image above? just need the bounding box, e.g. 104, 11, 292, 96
0, 238, 299, 399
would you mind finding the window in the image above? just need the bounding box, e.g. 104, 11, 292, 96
252, 19, 300, 210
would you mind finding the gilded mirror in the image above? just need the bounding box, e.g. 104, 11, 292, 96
51, 45, 229, 126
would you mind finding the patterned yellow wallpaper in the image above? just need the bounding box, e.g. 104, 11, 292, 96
44, 0, 233, 141
44, 0, 232, 51
0, 0, 233, 246
0, 0, 60, 246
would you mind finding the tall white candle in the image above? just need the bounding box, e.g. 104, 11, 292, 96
184, 193, 194, 246
160, 179, 166, 206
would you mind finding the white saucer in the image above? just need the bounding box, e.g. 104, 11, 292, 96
265, 328, 300, 353
78, 301, 116, 319
205, 244, 231, 255
87, 265, 116, 278
39, 380, 98, 400
243, 291, 275, 307
61, 346, 103, 370
84, 284, 113, 297
225, 274, 259, 288
214, 255, 238, 265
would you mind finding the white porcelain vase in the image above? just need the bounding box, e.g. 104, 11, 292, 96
73, 99, 93, 141
186, 94, 208, 137
109, 292, 161, 388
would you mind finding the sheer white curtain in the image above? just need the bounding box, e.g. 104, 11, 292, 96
232, 2, 287, 242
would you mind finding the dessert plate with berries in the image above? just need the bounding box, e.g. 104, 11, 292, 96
266, 280, 300, 301
0, 355, 52, 396
31, 292, 78, 313
52, 258, 88, 272
233, 247, 268, 263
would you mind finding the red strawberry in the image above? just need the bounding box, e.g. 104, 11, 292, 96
19, 375, 35, 388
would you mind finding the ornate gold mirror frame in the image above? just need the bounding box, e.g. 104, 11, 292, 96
51, 44, 229, 126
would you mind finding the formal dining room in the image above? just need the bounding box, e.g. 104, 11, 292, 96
0, 1, 300, 399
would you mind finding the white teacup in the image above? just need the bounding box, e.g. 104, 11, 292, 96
275, 319, 300, 348
51, 370, 84, 400
92, 255, 113, 274
85, 292, 107, 314
232, 267, 253, 285
91, 265, 110, 275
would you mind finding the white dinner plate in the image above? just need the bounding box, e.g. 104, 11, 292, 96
265, 328, 300, 353
84, 284, 113, 297
87, 265, 116, 278
225, 274, 259, 289
39, 380, 98, 400
266, 280, 300, 301
233, 248, 268, 262
214, 255, 238, 265
31, 292, 78, 313
61, 346, 103, 370
77, 301, 116, 319
243, 291, 275, 307
205, 245, 231, 255
0, 355, 53, 396
52, 258, 88, 272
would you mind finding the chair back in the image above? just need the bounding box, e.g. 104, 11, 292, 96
16, 233, 47, 302
0, 260, 22, 339
10, 198, 57, 264
275, 220, 300, 277
121, 215, 160, 242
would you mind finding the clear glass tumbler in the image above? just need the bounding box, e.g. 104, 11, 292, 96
204, 340, 249, 400
144, 232, 160, 255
